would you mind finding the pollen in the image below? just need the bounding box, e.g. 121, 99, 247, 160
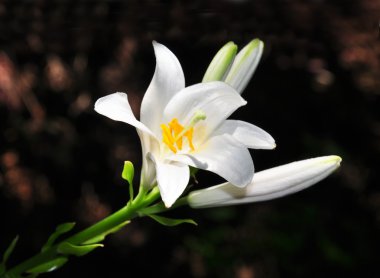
161, 118, 195, 153
160, 111, 206, 153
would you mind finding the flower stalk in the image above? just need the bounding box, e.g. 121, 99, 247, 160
4, 186, 164, 277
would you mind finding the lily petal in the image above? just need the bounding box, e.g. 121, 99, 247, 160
138, 131, 160, 188
224, 39, 264, 94
140, 41, 185, 136
214, 120, 275, 149
188, 156, 342, 208
149, 154, 190, 208
163, 81, 247, 140
172, 134, 254, 188
94, 92, 155, 137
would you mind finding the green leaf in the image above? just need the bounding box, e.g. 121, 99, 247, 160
2, 235, 19, 265
42, 222, 76, 252
57, 242, 103, 257
83, 220, 130, 245
27, 257, 68, 274
0, 235, 19, 275
148, 214, 197, 227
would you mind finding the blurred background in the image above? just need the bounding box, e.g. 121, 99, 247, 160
0, 0, 379, 277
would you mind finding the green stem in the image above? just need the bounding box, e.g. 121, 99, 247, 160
65, 203, 136, 245
139, 196, 189, 215
4, 187, 161, 277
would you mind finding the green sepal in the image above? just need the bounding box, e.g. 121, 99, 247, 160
42, 222, 76, 252
0, 235, 19, 275
83, 220, 130, 245
26, 256, 68, 274
57, 242, 103, 257
148, 214, 197, 227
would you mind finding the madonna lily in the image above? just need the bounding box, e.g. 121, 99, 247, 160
95, 41, 275, 207
187, 155, 341, 208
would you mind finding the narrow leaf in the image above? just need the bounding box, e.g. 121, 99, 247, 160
27, 257, 68, 274
0, 235, 19, 277
42, 222, 76, 252
83, 220, 130, 245
148, 214, 197, 227
57, 242, 103, 257
1, 235, 19, 267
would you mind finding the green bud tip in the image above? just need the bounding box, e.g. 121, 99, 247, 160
122, 161, 134, 186
202, 41, 238, 82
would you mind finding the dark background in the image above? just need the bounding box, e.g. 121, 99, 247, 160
1, 0, 379, 277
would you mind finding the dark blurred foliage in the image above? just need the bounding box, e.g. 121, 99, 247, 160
0, 0, 379, 277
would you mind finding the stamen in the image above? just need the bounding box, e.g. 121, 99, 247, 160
161, 111, 206, 153
169, 119, 184, 150
160, 124, 177, 153
186, 127, 195, 151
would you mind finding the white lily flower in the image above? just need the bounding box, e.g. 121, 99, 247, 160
188, 155, 341, 208
95, 41, 275, 207
203, 39, 264, 94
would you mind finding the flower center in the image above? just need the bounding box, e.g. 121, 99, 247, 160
160, 111, 206, 154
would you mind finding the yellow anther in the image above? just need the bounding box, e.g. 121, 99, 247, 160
185, 127, 195, 151
160, 124, 176, 153
169, 119, 184, 150
160, 124, 174, 144
163, 135, 177, 153
161, 113, 205, 153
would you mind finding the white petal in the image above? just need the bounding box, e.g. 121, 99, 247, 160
163, 81, 246, 140
94, 92, 155, 137
171, 134, 254, 188
149, 154, 190, 208
224, 39, 264, 94
140, 41, 185, 136
188, 156, 342, 208
138, 131, 160, 189
214, 120, 275, 149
